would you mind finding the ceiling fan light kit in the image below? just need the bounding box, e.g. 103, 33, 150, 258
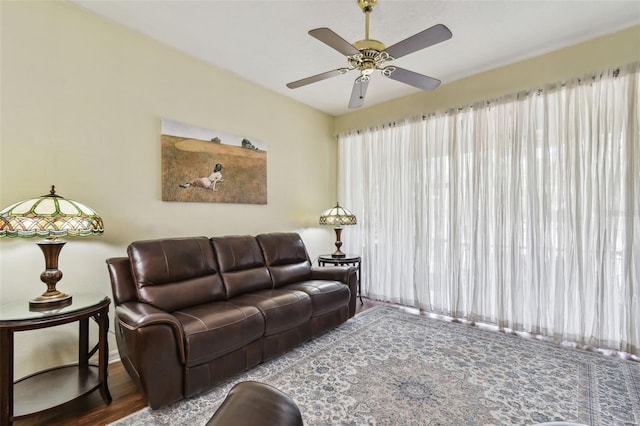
287, 0, 452, 109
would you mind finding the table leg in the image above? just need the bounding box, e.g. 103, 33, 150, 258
1, 329, 14, 425
79, 318, 89, 369
98, 307, 112, 404
357, 261, 363, 304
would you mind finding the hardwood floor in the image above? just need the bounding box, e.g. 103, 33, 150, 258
13, 361, 146, 426
14, 299, 379, 426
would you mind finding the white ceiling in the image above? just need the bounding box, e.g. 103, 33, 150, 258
73, 0, 640, 116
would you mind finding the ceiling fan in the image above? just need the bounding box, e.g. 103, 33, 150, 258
286, 0, 452, 109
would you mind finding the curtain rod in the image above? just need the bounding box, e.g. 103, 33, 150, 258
418, 67, 623, 119
344, 64, 629, 135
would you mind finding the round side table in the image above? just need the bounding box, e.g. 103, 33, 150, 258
0, 292, 112, 424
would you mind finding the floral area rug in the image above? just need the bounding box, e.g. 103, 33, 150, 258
111, 306, 640, 425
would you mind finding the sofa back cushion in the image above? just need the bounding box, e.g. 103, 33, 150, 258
256, 233, 312, 287
128, 237, 225, 312
210, 235, 273, 298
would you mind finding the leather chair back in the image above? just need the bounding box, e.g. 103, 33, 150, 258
210, 235, 273, 298
257, 233, 312, 287
128, 237, 225, 311
106, 257, 137, 305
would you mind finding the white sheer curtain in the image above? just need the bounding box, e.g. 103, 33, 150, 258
338, 63, 639, 354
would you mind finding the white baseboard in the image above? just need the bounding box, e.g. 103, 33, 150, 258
109, 349, 121, 364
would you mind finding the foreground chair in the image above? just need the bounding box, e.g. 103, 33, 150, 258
207, 381, 303, 426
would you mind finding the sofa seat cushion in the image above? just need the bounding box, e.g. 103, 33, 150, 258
174, 302, 264, 367
283, 280, 350, 317
231, 289, 312, 336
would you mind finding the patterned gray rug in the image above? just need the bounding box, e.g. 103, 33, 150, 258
111, 306, 640, 426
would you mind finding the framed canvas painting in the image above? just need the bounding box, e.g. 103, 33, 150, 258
161, 119, 267, 204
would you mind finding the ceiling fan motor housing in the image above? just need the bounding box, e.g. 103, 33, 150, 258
353, 39, 385, 52
350, 42, 390, 75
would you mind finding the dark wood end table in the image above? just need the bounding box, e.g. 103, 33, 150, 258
318, 254, 363, 304
0, 292, 112, 425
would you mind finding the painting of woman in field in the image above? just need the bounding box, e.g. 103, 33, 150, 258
161, 119, 267, 204
179, 163, 224, 191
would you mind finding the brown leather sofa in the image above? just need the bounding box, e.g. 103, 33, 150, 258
106, 232, 357, 409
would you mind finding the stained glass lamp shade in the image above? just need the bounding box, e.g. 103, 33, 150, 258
0, 186, 104, 308
319, 202, 357, 258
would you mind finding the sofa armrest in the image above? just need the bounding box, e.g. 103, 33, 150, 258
310, 265, 352, 281
114, 302, 187, 408
117, 302, 182, 330
116, 301, 186, 362
311, 266, 358, 318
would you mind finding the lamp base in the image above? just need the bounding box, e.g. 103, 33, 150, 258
29, 291, 72, 309
331, 227, 347, 258
32, 238, 71, 309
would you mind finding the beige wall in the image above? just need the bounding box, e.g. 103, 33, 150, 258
335, 25, 640, 134
0, 1, 336, 376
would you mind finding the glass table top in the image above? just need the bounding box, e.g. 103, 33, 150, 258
0, 292, 108, 322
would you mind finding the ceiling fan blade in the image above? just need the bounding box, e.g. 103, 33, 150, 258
385, 24, 452, 59
348, 77, 370, 109
309, 28, 360, 57
287, 68, 349, 89
385, 67, 441, 91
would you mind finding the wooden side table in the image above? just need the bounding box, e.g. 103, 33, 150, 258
0, 292, 112, 425
318, 254, 363, 304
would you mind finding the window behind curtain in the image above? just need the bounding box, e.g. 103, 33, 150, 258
338, 63, 639, 355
